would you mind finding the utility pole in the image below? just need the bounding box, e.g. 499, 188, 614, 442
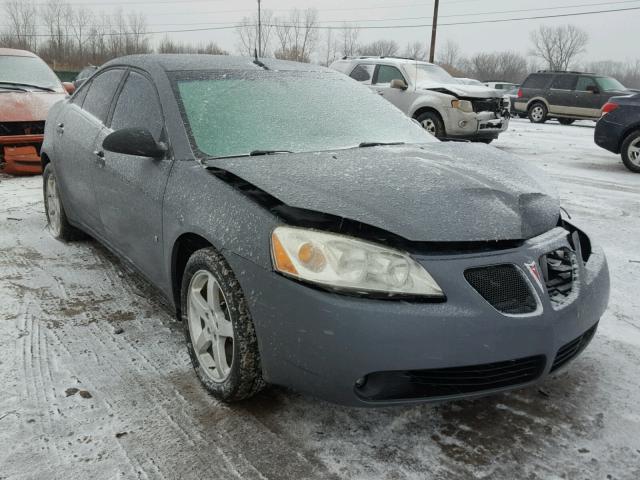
428, 0, 439, 63
257, 0, 262, 57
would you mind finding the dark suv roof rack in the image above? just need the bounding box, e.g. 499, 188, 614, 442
536, 70, 590, 75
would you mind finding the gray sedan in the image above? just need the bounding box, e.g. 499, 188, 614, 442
41, 55, 610, 406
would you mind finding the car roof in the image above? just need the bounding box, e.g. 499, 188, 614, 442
0, 48, 38, 57
102, 54, 331, 73
337, 56, 437, 67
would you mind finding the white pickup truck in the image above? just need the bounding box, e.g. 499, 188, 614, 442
331, 56, 510, 143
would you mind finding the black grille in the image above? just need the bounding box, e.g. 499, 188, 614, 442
540, 248, 577, 309
472, 98, 502, 113
550, 323, 598, 372
357, 355, 546, 401
465, 265, 537, 315
0, 121, 45, 136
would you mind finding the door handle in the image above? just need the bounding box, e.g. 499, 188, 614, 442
93, 150, 105, 166
56, 123, 64, 134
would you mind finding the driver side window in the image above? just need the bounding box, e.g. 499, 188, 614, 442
576, 76, 597, 92
374, 65, 406, 85
110, 71, 163, 141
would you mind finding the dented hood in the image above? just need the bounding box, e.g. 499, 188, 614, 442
207, 143, 560, 242
0, 91, 66, 122
417, 81, 501, 99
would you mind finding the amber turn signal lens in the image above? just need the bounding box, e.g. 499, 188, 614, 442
272, 232, 298, 275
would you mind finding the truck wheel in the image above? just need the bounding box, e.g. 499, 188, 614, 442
43, 163, 83, 241
416, 111, 445, 138
558, 118, 575, 125
528, 102, 547, 124
181, 247, 265, 402
621, 130, 640, 173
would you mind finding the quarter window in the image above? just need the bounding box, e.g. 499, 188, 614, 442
522, 74, 552, 89
82, 69, 125, 124
375, 65, 406, 85
111, 72, 163, 140
349, 64, 375, 83
550, 75, 577, 90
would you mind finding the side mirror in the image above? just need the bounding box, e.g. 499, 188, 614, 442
103, 128, 167, 159
390, 79, 408, 90
586, 85, 600, 94
62, 82, 76, 95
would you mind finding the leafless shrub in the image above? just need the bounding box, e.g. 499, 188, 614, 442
530, 24, 588, 71
358, 40, 399, 57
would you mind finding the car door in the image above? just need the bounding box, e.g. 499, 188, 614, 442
92, 70, 172, 285
371, 64, 414, 113
574, 76, 606, 118
54, 68, 126, 234
547, 74, 578, 116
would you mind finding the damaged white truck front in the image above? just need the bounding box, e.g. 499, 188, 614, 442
331, 57, 510, 144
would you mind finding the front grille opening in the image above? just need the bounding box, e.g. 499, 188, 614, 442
472, 98, 502, 113
540, 248, 578, 309
356, 355, 546, 401
464, 265, 537, 315
550, 322, 598, 373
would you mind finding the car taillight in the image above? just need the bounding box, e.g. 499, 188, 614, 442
517, 88, 523, 98
601, 102, 619, 116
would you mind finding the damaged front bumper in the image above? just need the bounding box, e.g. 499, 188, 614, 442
442, 106, 510, 141
226, 226, 610, 406
0, 134, 44, 175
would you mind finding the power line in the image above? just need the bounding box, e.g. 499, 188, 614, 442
8, 4, 640, 37
6, 0, 640, 29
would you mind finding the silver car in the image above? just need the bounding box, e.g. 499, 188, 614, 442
331, 57, 510, 143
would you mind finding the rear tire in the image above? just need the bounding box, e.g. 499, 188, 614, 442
558, 118, 575, 125
621, 130, 640, 173
181, 247, 265, 402
528, 102, 548, 124
416, 111, 446, 138
43, 163, 83, 242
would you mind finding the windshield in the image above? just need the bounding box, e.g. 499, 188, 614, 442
404, 64, 455, 85
172, 70, 435, 158
595, 76, 626, 92
0, 55, 62, 90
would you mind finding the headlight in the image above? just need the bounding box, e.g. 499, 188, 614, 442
451, 99, 474, 113
271, 226, 444, 298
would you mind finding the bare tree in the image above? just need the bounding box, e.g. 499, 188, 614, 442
403, 41, 425, 60
530, 24, 588, 71
321, 29, 340, 66
273, 8, 318, 63
437, 39, 462, 70
236, 10, 274, 57
358, 39, 399, 57
2, 0, 38, 51
340, 24, 359, 57
468, 51, 527, 82
158, 35, 228, 55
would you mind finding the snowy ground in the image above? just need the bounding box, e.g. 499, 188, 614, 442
1, 118, 639, 480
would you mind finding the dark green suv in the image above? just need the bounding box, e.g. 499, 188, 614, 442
513, 71, 630, 124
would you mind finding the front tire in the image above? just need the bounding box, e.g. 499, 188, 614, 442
416, 111, 446, 138
621, 130, 640, 173
528, 102, 548, 124
43, 163, 83, 241
181, 247, 265, 402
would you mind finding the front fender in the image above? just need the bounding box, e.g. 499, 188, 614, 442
408, 91, 453, 119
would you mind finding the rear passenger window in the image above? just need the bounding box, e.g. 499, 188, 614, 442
576, 76, 598, 91
71, 83, 89, 106
82, 69, 125, 124
349, 64, 375, 83
110, 72, 163, 141
522, 74, 552, 89
550, 75, 577, 90
375, 65, 406, 85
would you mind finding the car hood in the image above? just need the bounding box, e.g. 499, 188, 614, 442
0, 91, 66, 122
207, 143, 560, 243
417, 82, 501, 99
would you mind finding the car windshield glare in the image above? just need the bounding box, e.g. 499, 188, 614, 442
171, 70, 435, 159
0, 56, 62, 90
405, 64, 454, 85
595, 76, 626, 92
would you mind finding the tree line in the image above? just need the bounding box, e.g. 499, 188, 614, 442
1, 1, 639, 88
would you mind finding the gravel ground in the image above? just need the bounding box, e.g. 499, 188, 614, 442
0, 118, 639, 480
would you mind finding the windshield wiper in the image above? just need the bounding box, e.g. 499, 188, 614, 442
249, 150, 293, 156
358, 142, 405, 148
0, 82, 56, 92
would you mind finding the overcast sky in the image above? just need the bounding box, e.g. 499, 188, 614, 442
48, 0, 640, 62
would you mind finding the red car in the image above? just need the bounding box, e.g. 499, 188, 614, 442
0, 48, 74, 175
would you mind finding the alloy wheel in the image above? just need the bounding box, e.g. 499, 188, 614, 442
530, 106, 544, 122
187, 270, 234, 383
421, 119, 437, 136
46, 173, 62, 237
628, 137, 640, 168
